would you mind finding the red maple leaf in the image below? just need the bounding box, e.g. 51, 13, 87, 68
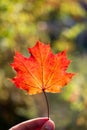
11, 41, 75, 95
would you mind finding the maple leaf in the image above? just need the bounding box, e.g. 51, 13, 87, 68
11, 41, 75, 95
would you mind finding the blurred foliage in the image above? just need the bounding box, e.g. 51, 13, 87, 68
0, 0, 87, 130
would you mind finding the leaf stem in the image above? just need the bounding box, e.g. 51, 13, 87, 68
43, 90, 49, 119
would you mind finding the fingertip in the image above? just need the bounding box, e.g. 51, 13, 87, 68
41, 119, 55, 130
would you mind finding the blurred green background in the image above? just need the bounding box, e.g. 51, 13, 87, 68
0, 0, 87, 130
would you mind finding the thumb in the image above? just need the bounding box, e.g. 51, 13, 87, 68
41, 119, 55, 130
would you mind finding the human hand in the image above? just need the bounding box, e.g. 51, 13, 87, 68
9, 117, 55, 130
